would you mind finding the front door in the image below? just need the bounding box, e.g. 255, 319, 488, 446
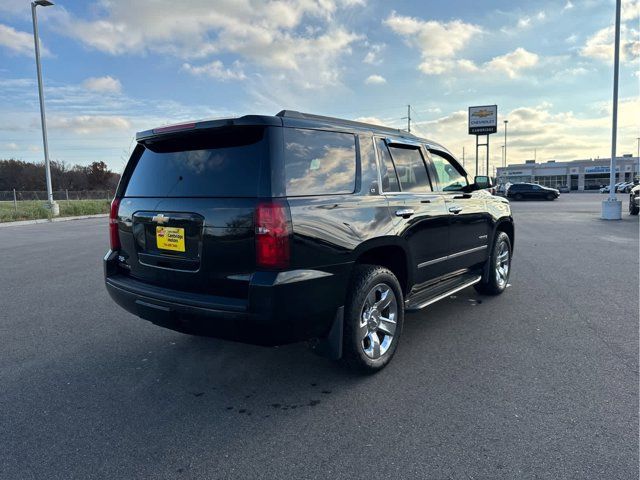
375, 138, 450, 284
426, 149, 491, 273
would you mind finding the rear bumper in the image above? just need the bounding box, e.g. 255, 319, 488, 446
104, 251, 350, 346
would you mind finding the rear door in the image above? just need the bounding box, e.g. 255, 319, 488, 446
115, 126, 271, 299
426, 149, 491, 272
377, 138, 450, 284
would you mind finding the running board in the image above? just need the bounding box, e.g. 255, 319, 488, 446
405, 275, 482, 311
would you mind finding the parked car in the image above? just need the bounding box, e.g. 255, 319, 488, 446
104, 110, 514, 372
496, 183, 511, 196
558, 185, 570, 193
622, 181, 638, 193
616, 182, 632, 193
630, 185, 639, 215
506, 182, 560, 200
600, 182, 625, 193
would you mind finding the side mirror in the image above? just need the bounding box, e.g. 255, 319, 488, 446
475, 175, 493, 189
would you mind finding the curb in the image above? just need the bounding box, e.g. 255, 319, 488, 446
0, 213, 108, 228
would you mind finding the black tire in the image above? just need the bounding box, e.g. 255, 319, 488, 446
514, 193, 523, 201
546, 193, 555, 201
475, 231, 512, 296
342, 265, 404, 373
630, 200, 639, 215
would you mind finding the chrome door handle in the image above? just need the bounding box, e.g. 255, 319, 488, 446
448, 206, 463, 214
395, 208, 415, 218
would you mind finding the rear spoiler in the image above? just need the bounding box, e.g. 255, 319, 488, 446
135, 115, 282, 142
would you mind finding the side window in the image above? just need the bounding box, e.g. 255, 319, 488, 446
387, 146, 432, 193
375, 138, 400, 192
429, 151, 468, 192
283, 128, 356, 196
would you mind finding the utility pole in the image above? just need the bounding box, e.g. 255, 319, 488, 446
601, 0, 622, 219
31, 0, 58, 216
405, 104, 411, 133
401, 105, 411, 133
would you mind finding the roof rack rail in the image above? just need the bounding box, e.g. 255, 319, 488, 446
276, 110, 417, 138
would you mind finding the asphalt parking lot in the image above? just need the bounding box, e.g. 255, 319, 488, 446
1, 193, 638, 480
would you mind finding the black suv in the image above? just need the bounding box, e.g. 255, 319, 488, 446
506, 182, 559, 200
105, 111, 514, 372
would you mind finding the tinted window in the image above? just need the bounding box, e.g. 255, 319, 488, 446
375, 138, 400, 192
429, 151, 467, 192
388, 146, 431, 193
284, 128, 356, 196
125, 127, 265, 197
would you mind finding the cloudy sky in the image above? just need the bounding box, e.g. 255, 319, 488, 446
0, 0, 638, 173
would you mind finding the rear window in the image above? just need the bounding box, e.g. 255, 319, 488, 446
284, 128, 356, 196
124, 126, 266, 197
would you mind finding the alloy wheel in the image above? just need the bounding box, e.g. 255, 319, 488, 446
495, 240, 510, 288
359, 283, 398, 359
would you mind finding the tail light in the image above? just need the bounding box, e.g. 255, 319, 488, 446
109, 197, 121, 250
255, 201, 291, 269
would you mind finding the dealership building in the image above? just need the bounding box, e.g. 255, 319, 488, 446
496, 156, 640, 191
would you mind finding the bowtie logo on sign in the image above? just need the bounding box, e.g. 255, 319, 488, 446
472, 109, 493, 118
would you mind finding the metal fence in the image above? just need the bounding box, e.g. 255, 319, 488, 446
0, 190, 114, 202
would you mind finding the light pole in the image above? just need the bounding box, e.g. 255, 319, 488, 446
631, 137, 640, 181
31, 0, 58, 216
501, 145, 505, 168
503, 120, 508, 166
601, 0, 622, 220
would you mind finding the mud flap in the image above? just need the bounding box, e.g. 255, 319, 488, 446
309, 306, 344, 360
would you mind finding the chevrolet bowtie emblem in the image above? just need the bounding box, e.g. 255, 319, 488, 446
472, 109, 493, 118
152, 213, 170, 224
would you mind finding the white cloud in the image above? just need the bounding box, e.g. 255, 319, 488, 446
365, 74, 386, 85
563, 1, 574, 11
354, 116, 388, 126
485, 48, 539, 78
363, 43, 384, 65
182, 60, 246, 81
82, 76, 122, 94
5, 142, 19, 150
385, 11, 481, 59
413, 47, 539, 78
622, 0, 640, 21
580, 25, 640, 62
383, 12, 537, 79
51, 1, 361, 89
0, 23, 50, 57
46, 115, 131, 135
517, 17, 531, 29
566, 34, 578, 44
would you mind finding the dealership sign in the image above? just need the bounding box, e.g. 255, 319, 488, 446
468, 105, 498, 134
584, 165, 620, 174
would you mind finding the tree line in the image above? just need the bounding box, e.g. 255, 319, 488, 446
0, 159, 120, 191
